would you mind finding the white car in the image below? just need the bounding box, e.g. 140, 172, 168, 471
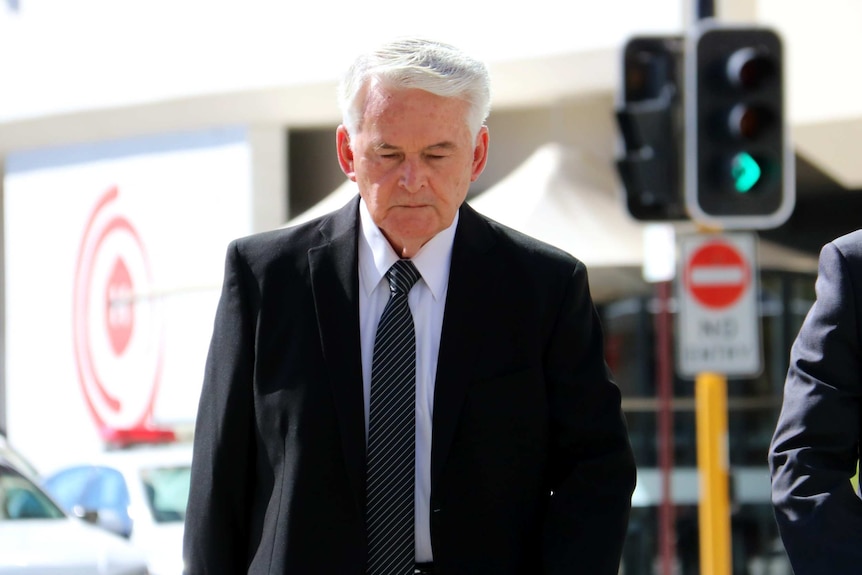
43, 443, 192, 575
0, 457, 149, 575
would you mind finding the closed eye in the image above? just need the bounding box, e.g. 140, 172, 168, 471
424, 143, 456, 160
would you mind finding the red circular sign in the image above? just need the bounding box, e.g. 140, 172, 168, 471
684, 241, 751, 309
72, 186, 164, 438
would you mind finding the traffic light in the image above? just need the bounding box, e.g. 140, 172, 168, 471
684, 21, 795, 229
616, 36, 687, 221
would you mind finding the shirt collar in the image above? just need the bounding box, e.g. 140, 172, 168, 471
358, 198, 458, 302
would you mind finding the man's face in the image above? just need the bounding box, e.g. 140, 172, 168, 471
337, 84, 489, 257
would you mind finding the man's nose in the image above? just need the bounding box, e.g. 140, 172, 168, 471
399, 157, 427, 192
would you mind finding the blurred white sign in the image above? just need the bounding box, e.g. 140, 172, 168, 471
4, 129, 252, 472
642, 223, 677, 283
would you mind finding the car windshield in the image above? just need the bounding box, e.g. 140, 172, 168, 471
0, 463, 65, 520
142, 465, 191, 523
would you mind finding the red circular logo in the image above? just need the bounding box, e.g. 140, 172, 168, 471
72, 186, 164, 438
684, 241, 751, 309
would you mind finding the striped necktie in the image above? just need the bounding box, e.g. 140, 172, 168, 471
366, 259, 421, 575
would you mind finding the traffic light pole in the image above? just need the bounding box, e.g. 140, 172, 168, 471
695, 372, 731, 575
689, 10, 732, 575
689, 2, 747, 572
696, 0, 714, 19
655, 279, 676, 575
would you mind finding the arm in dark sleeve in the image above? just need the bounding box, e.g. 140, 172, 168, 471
769, 238, 862, 574
542, 261, 637, 575
184, 241, 258, 574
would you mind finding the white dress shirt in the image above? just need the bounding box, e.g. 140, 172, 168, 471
358, 199, 457, 563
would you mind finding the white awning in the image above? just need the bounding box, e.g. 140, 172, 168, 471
283, 179, 358, 227
469, 143, 643, 268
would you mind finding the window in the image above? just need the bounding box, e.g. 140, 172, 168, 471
0, 464, 64, 520
142, 465, 191, 523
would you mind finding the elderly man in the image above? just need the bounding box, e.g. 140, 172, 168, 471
184, 38, 636, 575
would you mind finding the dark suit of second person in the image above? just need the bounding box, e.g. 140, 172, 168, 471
769, 228, 862, 574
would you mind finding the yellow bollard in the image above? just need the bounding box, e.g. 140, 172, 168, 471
696, 372, 731, 575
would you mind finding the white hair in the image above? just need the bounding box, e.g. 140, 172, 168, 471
337, 38, 491, 140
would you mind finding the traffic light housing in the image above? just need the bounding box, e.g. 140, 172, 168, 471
615, 36, 687, 221
685, 21, 795, 229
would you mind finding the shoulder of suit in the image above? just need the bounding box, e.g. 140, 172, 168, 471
234, 198, 358, 255
821, 230, 862, 280
234, 224, 308, 254
226, 211, 341, 271
832, 229, 862, 259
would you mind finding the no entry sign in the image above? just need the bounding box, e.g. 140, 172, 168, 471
677, 233, 762, 377
685, 241, 751, 309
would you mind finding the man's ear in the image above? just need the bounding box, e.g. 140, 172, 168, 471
336, 125, 357, 181
470, 126, 490, 182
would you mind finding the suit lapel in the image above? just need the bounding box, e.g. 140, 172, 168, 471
431, 203, 497, 490
308, 196, 366, 515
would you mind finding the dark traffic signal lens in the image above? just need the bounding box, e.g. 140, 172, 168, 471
728, 104, 771, 139
726, 48, 773, 90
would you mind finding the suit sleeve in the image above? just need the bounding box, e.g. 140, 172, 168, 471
541, 261, 637, 575
184, 241, 258, 574
769, 239, 862, 574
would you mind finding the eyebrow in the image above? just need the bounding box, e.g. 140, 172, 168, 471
372, 141, 458, 153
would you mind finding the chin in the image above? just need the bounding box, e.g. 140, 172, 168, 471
387, 214, 440, 236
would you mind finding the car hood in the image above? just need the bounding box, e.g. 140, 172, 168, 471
0, 518, 148, 575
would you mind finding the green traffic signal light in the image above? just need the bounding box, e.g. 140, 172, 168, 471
730, 152, 761, 193
685, 22, 795, 229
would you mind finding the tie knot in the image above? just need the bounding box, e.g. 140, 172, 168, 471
386, 259, 420, 296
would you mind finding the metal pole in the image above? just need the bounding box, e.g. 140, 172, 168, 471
656, 280, 676, 575
696, 372, 731, 575
697, 0, 715, 19
691, 2, 728, 573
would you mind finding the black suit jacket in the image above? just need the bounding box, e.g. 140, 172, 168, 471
183, 197, 636, 574
769, 229, 862, 574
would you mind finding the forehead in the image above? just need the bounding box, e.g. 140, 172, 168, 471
360, 85, 471, 143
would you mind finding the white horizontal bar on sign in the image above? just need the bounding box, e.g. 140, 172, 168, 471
690, 265, 745, 286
